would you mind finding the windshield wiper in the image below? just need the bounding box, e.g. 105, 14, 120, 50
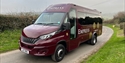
35, 23, 59, 25
35, 23, 42, 24
35, 23, 47, 25
46, 23, 59, 25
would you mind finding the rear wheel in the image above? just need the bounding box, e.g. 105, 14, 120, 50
51, 44, 65, 62
90, 35, 97, 45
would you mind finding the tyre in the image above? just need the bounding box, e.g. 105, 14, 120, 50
51, 44, 66, 62
90, 35, 97, 45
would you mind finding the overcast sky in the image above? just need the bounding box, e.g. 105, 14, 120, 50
0, 0, 125, 18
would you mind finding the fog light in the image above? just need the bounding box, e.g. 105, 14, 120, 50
38, 49, 47, 54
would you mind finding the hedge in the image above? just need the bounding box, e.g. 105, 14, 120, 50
0, 13, 39, 32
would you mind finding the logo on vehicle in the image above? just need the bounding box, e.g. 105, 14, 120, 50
97, 22, 100, 28
78, 29, 90, 34
93, 22, 96, 29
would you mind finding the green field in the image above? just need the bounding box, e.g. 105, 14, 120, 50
82, 24, 125, 63
0, 29, 21, 53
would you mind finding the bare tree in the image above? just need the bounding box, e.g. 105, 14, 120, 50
113, 11, 125, 23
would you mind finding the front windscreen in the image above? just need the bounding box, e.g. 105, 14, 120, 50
34, 13, 65, 25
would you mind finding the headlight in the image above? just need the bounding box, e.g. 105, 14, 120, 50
40, 31, 56, 40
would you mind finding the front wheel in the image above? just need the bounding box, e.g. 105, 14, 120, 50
90, 35, 97, 45
51, 44, 65, 62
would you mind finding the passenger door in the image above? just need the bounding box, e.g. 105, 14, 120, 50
68, 9, 78, 50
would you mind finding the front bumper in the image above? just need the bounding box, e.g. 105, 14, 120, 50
19, 41, 56, 56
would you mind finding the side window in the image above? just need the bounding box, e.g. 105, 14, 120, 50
64, 16, 68, 23
77, 11, 103, 25
69, 9, 76, 18
69, 9, 77, 39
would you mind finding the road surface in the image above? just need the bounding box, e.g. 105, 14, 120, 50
0, 26, 113, 63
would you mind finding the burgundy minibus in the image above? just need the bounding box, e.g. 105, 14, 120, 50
19, 3, 103, 62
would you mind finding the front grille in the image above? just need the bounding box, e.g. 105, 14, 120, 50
22, 36, 39, 44
21, 42, 34, 49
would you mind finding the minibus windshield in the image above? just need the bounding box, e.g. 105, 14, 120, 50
34, 13, 65, 25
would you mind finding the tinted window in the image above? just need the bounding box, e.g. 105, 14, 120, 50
77, 12, 102, 25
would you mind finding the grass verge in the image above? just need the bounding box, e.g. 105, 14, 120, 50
82, 24, 125, 63
0, 29, 21, 53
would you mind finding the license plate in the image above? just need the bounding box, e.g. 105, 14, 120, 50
21, 48, 29, 54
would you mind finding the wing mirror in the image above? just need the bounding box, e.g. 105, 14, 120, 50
62, 23, 70, 30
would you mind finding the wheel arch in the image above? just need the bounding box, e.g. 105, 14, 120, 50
57, 40, 67, 49
93, 32, 97, 37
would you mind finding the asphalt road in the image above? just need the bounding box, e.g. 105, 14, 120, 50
0, 26, 113, 63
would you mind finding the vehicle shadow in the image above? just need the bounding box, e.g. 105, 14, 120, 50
21, 54, 56, 63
